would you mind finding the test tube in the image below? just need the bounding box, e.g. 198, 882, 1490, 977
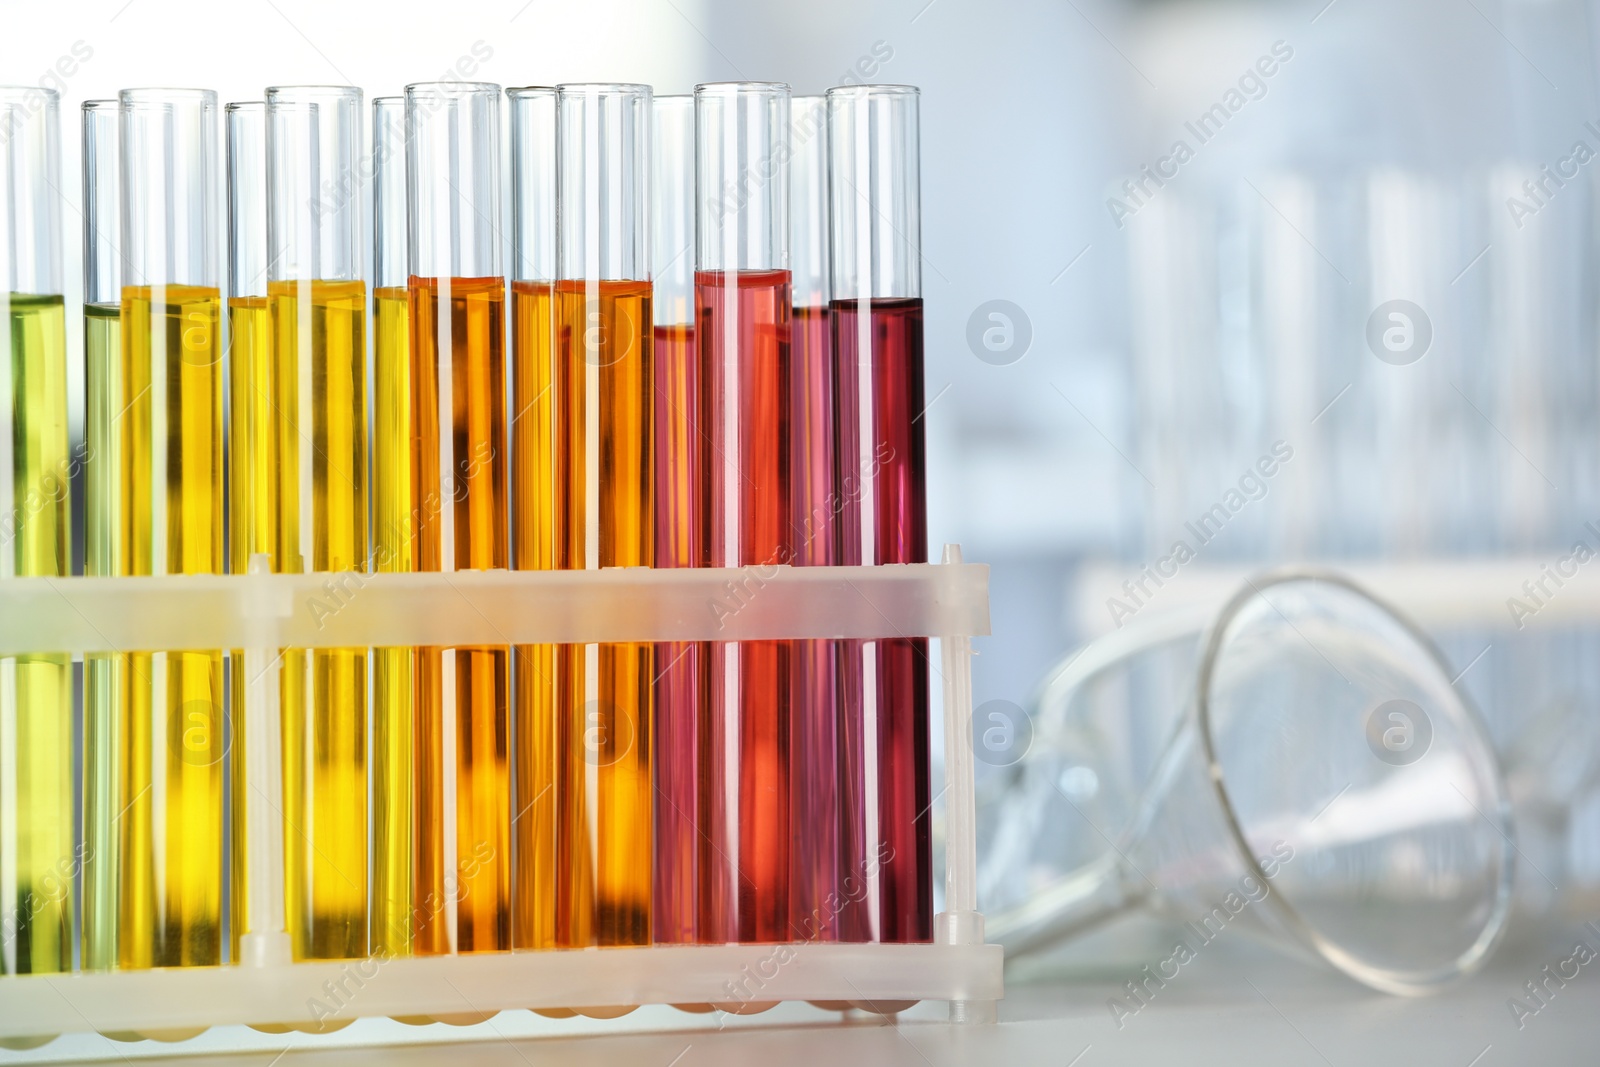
406, 81, 509, 954
650, 94, 718, 944
370, 95, 413, 959
506, 85, 559, 950
81, 97, 121, 972
1, 85, 71, 976
119, 87, 225, 968
787, 93, 852, 942
827, 84, 930, 943
554, 83, 654, 947
224, 99, 268, 962
697, 82, 793, 943
266, 85, 369, 961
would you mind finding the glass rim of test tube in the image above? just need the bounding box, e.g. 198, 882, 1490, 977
0, 85, 63, 296
372, 96, 406, 290
405, 80, 501, 279
508, 85, 556, 285
82, 99, 120, 306
790, 94, 828, 310
403, 79, 501, 96
226, 101, 267, 300
652, 94, 693, 328
553, 81, 653, 96
266, 84, 363, 284
119, 86, 220, 291
825, 83, 921, 302
555, 83, 651, 282
694, 81, 789, 274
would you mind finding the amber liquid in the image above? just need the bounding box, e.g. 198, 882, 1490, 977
509, 280, 559, 949
410, 276, 509, 954
119, 285, 225, 968
371, 286, 413, 956
265, 279, 369, 960
225, 294, 271, 960
554, 278, 653, 947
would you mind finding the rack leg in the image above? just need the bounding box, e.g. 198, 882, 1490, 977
239, 554, 292, 968
938, 544, 997, 1024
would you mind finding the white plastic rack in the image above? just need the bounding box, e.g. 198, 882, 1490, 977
0, 546, 1001, 1051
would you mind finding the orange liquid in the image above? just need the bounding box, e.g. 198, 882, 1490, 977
554, 278, 654, 946
409, 275, 510, 953
510, 280, 560, 948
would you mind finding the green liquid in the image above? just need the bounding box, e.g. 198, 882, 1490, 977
2, 293, 73, 975
81, 301, 121, 971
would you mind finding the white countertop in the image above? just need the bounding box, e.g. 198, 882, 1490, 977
38, 914, 1592, 1066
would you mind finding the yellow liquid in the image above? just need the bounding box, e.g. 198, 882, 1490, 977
118, 284, 225, 969
410, 276, 509, 954
555, 278, 653, 947
225, 294, 271, 961
2, 293, 72, 975
263, 278, 370, 961
372, 286, 413, 957
510, 281, 559, 949
82, 302, 122, 971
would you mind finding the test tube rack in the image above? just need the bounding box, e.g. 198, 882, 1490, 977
0, 546, 1000, 1049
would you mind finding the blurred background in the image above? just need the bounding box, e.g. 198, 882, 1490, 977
11, 0, 1600, 917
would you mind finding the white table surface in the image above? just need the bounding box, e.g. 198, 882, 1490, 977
28, 913, 1596, 1066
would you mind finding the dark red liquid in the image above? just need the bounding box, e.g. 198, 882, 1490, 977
832, 297, 930, 944
699, 269, 793, 943
789, 304, 846, 941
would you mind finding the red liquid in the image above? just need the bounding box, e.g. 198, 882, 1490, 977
651, 322, 726, 943
789, 304, 846, 941
833, 297, 930, 944
699, 269, 792, 943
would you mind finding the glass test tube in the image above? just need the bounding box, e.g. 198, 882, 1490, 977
651, 94, 718, 944
554, 83, 654, 947
0, 86, 71, 977
406, 81, 509, 954
787, 93, 854, 942
827, 85, 930, 944
225, 99, 269, 963
696, 82, 793, 943
266, 85, 369, 961
507, 85, 559, 950
119, 87, 226, 968
81, 98, 121, 972
370, 95, 412, 959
